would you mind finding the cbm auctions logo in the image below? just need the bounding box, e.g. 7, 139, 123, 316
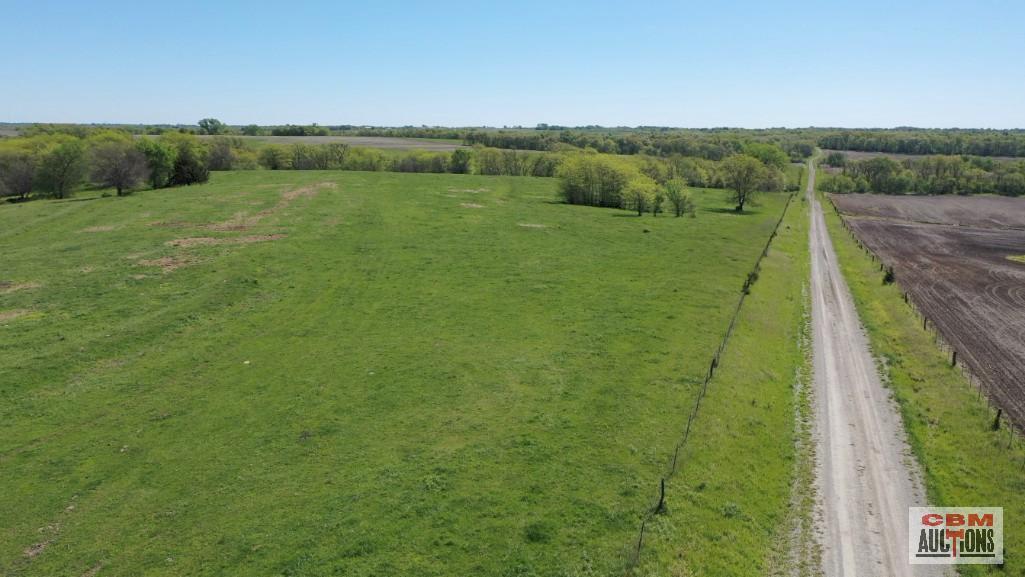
909, 507, 1003, 564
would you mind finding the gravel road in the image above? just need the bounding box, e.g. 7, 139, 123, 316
808, 162, 947, 577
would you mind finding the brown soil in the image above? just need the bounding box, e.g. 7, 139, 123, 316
833, 193, 1025, 431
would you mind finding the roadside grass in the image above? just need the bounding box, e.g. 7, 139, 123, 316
634, 191, 812, 576
0, 171, 793, 576
819, 193, 1025, 576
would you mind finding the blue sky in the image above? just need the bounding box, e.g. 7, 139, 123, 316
2, 0, 1024, 128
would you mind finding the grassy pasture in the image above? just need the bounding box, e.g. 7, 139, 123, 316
1, 171, 790, 576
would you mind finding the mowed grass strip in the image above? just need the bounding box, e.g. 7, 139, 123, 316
634, 193, 811, 575
820, 194, 1025, 577
1, 171, 787, 576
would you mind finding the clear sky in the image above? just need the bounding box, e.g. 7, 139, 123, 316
2, 0, 1024, 128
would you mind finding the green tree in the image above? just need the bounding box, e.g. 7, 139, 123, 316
241, 124, 262, 136
622, 177, 657, 216
0, 151, 36, 201
164, 133, 209, 185
449, 148, 473, 174
664, 179, 695, 217
722, 154, 764, 212
91, 141, 150, 196
136, 138, 177, 188
37, 139, 87, 198
742, 142, 788, 170
198, 118, 226, 135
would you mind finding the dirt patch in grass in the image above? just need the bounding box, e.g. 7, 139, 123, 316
517, 223, 546, 229
23, 540, 49, 558
0, 281, 41, 294
137, 256, 196, 272
165, 234, 287, 248
460, 203, 485, 209
148, 220, 192, 228
449, 187, 490, 194
80, 225, 115, 233
206, 182, 333, 231
0, 309, 32, 322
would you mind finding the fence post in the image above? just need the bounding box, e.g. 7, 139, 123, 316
993, 409, 1002, 431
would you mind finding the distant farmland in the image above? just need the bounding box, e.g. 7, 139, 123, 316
832, 193, 1025, 431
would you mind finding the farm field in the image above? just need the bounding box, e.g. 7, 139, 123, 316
830, 193, 1025, 431
820, 192, 1025, 576
0, 171, 795, 576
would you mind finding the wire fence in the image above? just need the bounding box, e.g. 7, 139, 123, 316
628, 189, 799, 567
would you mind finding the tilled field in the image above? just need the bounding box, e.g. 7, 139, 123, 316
832, 193, 1025, 431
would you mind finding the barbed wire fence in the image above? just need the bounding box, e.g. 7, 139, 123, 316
627, 188, 800, 568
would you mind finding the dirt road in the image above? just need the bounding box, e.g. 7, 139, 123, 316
807, 162, 943, 577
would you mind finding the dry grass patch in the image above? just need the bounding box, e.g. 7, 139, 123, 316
460, 202, 485, 209
137, 256, 196, 272
0, 309, 32, 322
165, 234, 287, 248
0, 281, 41, 294
80, 225, 115, 233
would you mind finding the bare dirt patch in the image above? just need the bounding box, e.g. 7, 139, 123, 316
0, 281, 41, 294
80, 225, 115, 233
23, 540, 49, 558
460, 203, 484, 209
206, 182, 333, 231
449, 187, 490, 194
148, 220, 192, 229
517, 223, 546, 229
137, 256, 196, 272
833, 193, 1025, 431
0, 309, 32, 322
165, 234, 287, 248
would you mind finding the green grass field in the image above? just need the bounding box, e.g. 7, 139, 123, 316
1, 171, 798, 576
819, 192, 1025, 577
635, 189, 813, 576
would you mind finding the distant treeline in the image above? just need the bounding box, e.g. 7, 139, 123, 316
819, 152, 1025, 196
818, 129, 1025, 158
0, 127, 804, 202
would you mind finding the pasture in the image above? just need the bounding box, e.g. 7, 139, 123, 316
0, 171, 796, 576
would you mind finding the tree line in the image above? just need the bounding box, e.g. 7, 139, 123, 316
0, 126, 802, 203
819, 129, 1025, 158
819, 153, 1025, 196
